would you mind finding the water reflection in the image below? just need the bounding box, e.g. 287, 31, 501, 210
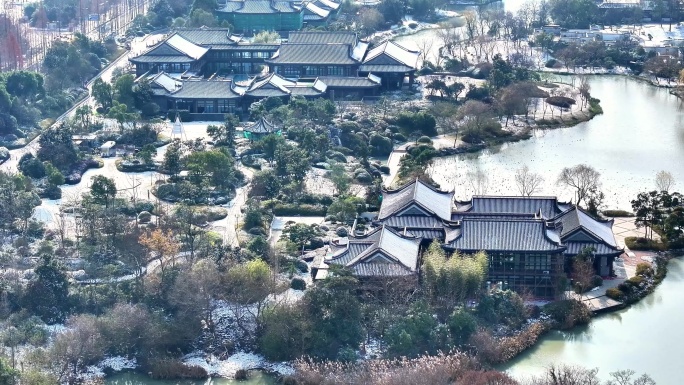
506, 259, 684, 385
430, 76, 684, 210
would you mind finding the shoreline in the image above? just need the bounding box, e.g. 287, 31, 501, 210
494, 252, 675, 371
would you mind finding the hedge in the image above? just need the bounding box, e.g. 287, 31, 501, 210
167, 109, 192, 122
273, 203, 326, 216
602, 210, 633, 217
605, 288, 624, 301
624, 236, 667, 251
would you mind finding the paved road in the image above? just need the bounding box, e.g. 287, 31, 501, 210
0, 33, 160, 175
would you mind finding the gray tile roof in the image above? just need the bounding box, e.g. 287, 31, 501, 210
554, 207, 619, 248
318, 75, 381, 88
268, 44, 358, 65
245, 117, 278, 133
363, 40, 420, 69
168, 79, 242, 99
219, 1, 243, 11
220, 0, 298, 13
304, 13, 325, 20
564, 242, 622, 256
406, 229, 443, 239
272, 1, 298, 12
456, 196, 567, 219
378, 179, 453, 221
304, 2, 329, 17
447, 219, 565, 253
147, 72, 182, 93
212, 44, 280, 51
358, 64, 416, 73
380, 215, 444, 229
288, 31, 358, 45
130, 55, 196, 63
175, 28, 234, 45
314, 0, 340, 10
327, 226, 421, 277
130, 33, 209, 63
165, 34, 210, 59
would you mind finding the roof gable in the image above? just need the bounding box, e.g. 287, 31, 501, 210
379, 179, 453, 221
554, 207, 618, 248
363, 41, 419, 69
165, 34, 209, 60
329, 226, 421, 274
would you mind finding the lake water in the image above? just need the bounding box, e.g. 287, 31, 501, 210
105, 371, 275, 385
429, 76, 684, 210
503, 257, 684, 385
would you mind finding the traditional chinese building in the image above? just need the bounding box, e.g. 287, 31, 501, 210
243, 117, 281, 140
319, 180, 623, 298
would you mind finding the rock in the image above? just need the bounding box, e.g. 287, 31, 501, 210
214, 196, 228, 205
336, 226, 348, 237
138, 211, 152, 223
319, 224, 330, 231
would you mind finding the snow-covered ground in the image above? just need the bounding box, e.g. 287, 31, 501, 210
183, 351, 294, 378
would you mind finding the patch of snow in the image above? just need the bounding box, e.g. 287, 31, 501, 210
182, 351, 294, 378
44, 323, 67, 335
267, 287, 305, 305
100, 356, 137, 372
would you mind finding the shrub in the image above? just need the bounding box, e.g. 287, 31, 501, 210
395, 111, 437, 137
273, 203, 326, 216
417, 136, 432, 144
624, 236, 667, 251
308, 237, 325, 250
354, 170, 373, 184
627, 276, 644, 287
248, 227, 267, 236
369, 134, 393, 156
336, 226, 348, 237
542, 299, 591, 330
43, 184, 62, 200
138, 211, 152, 223
167, 109, 191, 122
617, 282, 633, 294
141, 102, 160, 117
148, 359, 208, 380
591, 275, 603, 288
234, 369, 248, 380
295, 259, 308, 273
545, 96, 576, 108
291, 278, 306, 290
602, 210, 633, 217
605, 287, 624, 300
636, 262, 653, 277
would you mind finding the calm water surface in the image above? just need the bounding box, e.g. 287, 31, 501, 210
429, 76, 684, 210
503, 258, 684, 384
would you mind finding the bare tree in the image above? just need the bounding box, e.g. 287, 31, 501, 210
655, 170, 675, 192
606, 369, 656, 385
416, 38, 434, 66
557, 164, 601, 206
578, 75, 591, 109
467, 168, 489, 195
515, 165, 544, 196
